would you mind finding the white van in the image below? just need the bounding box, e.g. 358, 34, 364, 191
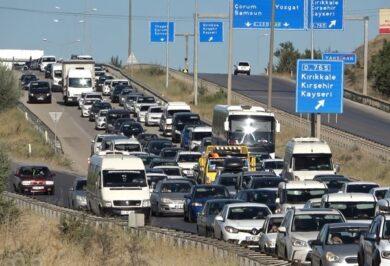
86, 155, 151, 220
160, 102, 191, 136
281, 138, 336, 181
276, 180, 328, 213
39, 55, 56, 72
321, 193, 376, 224
51, 63, 63, 91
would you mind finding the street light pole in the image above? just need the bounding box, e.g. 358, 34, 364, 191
267, 0, 276, 111
193, 0, 199, 106
227, 0, 233, 105
363, 16, 369, 96
165, 0, 170, 89
128, 0, 132, 60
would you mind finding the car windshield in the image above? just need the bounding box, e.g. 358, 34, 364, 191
266, 217, 284, 233
43, 57, 55, 62
160, 168, 181, 176
248, 190, 277, 204
30, 82, 49, 89
54, 71, 62, 78
193, 131, 212, 140
107, 113, 130, 123
207, 201, 235, 215
194, 187, 227, 199
251, 178, 282, 189
321, 179, 349, 191
228, 116, 275, 146
326, 227, 367, 245
140, 105, 152, 111
292, 214, 344, 232
102, 170, 147, 187
324, 202, 376, 220
76, 180, 87, 191
151, 141, 172, 150
207, 159, 224, 172
239, 62, 249, 66
19, 167, 50, 178
286, 189, 327, 204
150, 107, 163, 113
161, 150, 178, 158
375, 190, 388, 200
69, 78, 92, 88
30, 86, 50, 93
264, 161, 283, 170
167, 109, 190, 117
114, 144, 141, 152
293, 154, 333, 171
86, 95, 102, 99
138, 97, 155, 103
147, 175, 166, 189
227, 206, 270, 220
99, 110, 108, 116
99, 103, 111, 109
346, 184, 378, 193
161, 183, 191, 193
178, 154, 201, 162
219, 175, 238, 187
176, 115, 200, 126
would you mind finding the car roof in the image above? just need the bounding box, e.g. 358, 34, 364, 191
242, 171, 276, 177
177, 151, 201, 155
346, 181, 379, 185
323, 193, 376, 202
282, 180, 327, 189
293, 208, 342, 215
243, 188, 278, 193
226, 202, 269, 208
326, 222, 370, 229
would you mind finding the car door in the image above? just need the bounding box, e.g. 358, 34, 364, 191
150, 182, 160, 212
277, 211, 291, 257
364, 217, 381, 264
198, 203, 208, 235
311, 226, 327, 265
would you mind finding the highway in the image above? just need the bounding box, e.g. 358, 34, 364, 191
199, 73, 390, 147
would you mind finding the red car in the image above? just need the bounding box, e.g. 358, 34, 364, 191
12, 165, 55, 195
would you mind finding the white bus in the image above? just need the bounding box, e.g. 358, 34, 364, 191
212, 105, 280, 157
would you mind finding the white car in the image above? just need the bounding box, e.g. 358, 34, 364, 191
261, 159, 284, 176
145, 106, 164, 126
136, 103, 158, 123
102, 80, 112, 96
175, 151, 201, 178
259, 214, 284, 254
81, 99, 99, 117
275, 208, 345, 265
95, 109, 109, 130
78, 92, 102, 109
90, 133, 116, 156
234, 61, 251, 75
213, 202, 271, 247
370, 187, 390, 201
339, 181, 379, 194
303, 198, 322, 209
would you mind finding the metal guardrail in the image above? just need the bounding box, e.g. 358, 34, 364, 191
344, 89, 390, 113
16, 101, 63, 154
2, 191, 289, 266
103, 64, 389, 161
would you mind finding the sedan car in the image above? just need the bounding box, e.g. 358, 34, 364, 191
94, 109, 109, 130
119, 122, 144, 138
184, 185, 230, 223
235, 188, 278, 213
81, 99, 100, 117
213, 203, 271, 246
12, 165, 55, 195
213, 173, 239, 197
197, 199, 243, 237
153, 166, 183, 179
68, 177, 87, 209
150, 179, 193, 216
145, 106, 164, 126
137, 133, 158, 148
28, 81, 52, 103
313, 174, 351, 193
88, 101, 112, 122
340, 181, 379, 194
259, 214, 284, 254
144, 139, 173, 156
311, 223, 369, 266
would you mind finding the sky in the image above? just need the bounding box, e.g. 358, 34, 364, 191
0, 0, 388, 74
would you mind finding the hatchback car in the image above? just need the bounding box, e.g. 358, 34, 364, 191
68, 177, 87, 209
12, 165, 55, 195
28, 81, 51, 103
144, 139, 173, 156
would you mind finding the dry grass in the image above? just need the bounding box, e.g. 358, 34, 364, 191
0, 108, 72, 170
125, 66, 390, 185
0, 210, 238, 266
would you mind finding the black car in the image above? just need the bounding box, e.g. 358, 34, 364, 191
44, 63, 53, 78
238, 171, 278, 189
159, 147, 184, 159
247, 176, 283, 189
235, 188, 278, 213
110, 85, 132, 103
149, 158, 178, 169
111, 118, 135, 134
137, 133, 158, 147
171, 112, 201, 143
120, 122, 144, 138
313, 174, 351, 193
89, 101, 112, 122
28, 81, 51, 103
144, 139, 173, 156
105, 109, 131, 133
21, 74, 38, 90
137, 154, 159, 167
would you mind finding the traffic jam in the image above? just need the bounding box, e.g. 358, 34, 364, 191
18, 56, 390, 266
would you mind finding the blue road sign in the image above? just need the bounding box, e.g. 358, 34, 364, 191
150, 22, 175, 43
199, 22, 223, 42
233, 0, 306, 30
308, 0, 344, 30
323, 53, 356, 65
296, 60, 344, 114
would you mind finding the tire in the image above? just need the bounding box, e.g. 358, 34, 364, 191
197, 225, 201, 236
372, 252, 380, 266
184, 209, 189, 222
247, 72, 250, 76
358, 250, 364, 266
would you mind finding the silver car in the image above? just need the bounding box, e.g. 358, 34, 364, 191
150, 179, 193, 216
259, 214, 284, 254
95, 109, 109, 130
68, 177, 87, 210
311, 223, 369, 266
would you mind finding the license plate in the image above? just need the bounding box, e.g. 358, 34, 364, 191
175, 204, 183, 209
246, 236, 259, 242
120, 210, 132, 215
32, 186, 44, 190
38, 97, 44, 100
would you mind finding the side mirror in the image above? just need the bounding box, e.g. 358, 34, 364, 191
334, 164, 340, 173
278, 226, 286, 233
366, 233, 377, 241
275, 121, 281, 133
215, 215, 224, 222
91, 140, 95, 143
224, 120, 229, 131
309, 239, 322, 247
275, 198, 280, 204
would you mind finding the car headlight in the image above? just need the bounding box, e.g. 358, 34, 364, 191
382, 251, 390, 259
76, 195, 86, 202
47, 93, 50, 96
291, 237, 307, 247
191, 202, 202, 207
30, 93, 34, 96
225, 226, 239, 234
142, 200, 151, 207
21, 180, 31, 186
45, 180, 54, 185
326, 252, 340, 262
161, 198, 173, 204
104, 201, 112, 207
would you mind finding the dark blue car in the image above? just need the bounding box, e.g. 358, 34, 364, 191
183, 185, 230, 223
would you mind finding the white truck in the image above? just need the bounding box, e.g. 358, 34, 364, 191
62, 60, 95, 105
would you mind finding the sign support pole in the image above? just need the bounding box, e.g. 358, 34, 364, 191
193, 0, 199, 106
165, 0, 170, 90
267, 0, 276, 111
227, 0, 233, 105
363, 16, 369, 96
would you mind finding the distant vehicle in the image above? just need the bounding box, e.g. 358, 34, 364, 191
171, 112, 201, 143
259, 214, 284, 254
234, 61, 251, 75
21, 74, 38, 90
247, 176, 283, 190
90, 133, 116, 155
94, 109, 109, 130
197, 198, 243, 237
87, 155, 151, 221
39, 55, 56, 72
213, 173, 240, 197
311, 223, 369, 266
313, 174, 351, 193
370, 187, 390, 201
261, 159, 284, 176
89, 101, 112, 122
138, 153, 159, 168
153, 166, 183, 179
237, 171, 277, 190
159, 147, 183, 160
81, 99, 100, 117
145, 106, 164, 126
213, 203, 271, 246
101, 137, 142, 154
119, 122, 144, 138
102, 80, 112, 96
146, 172, 168, 193
119, 88, 135, 106
303, 198, 322, 209
110, 118, 136, 134
68, 177, 87, 210
183, 126, 212, 151
235, 188, 278, 213
149, 158, 178, 169
44, 63, 53, 78
160, 102, 191, 136
78, 92, 102, 109
111, 85, 131, 103
137, 133, 158, 148
12, 165, 55, 195
340, 181, 379, 194
108, 79, 130, 95
143, 139, 173, 156
105, 109, 131, 133
124, 93, 143, 112
281, 138, 336, 181
28, 81, 52, 103
275, 208, 346, 264
51, 63, 63, 92
150, 179, 193, 216
133, 96, 156, 115
183, 185, 230, 222
212, 105, 280, 157
175, 151, 201, 178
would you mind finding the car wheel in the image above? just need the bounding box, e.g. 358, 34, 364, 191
357, 250, 364, 266
373, 253, 380, 266
197, 225, 201, 236
284, 247, 288, 260
183, 209, 189, 222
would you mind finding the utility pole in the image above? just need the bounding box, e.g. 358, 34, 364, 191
227, 0, 233, 105
128, 0, 132, 60
267, 0, 276, 111
165, 0, 170, 89
193, 0, 199, 106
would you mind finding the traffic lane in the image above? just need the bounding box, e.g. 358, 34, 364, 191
199, 73, 390, 146
151, 216, 197, 234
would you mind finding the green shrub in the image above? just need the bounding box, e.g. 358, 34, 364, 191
0, 65, 21, 112
0, 143, 9, 194
0, 199, 20, 225
58, 215, 94, 252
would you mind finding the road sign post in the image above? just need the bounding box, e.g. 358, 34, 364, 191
199, 22, 223, 42
49, 112, 62, 154
296, 60, 344, 114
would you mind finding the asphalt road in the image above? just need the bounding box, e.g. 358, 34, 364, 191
199, 73, 390, 147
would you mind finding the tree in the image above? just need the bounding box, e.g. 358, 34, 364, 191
369, 40, 390, 96
300, 49, 322, 59
110, 56, 122, 69
274, 42, 301, 73
0, 65, 21, 112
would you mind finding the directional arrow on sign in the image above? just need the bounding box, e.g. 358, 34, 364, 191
245, 21, 252, 27
160, 38, 165, 42
328, 20, 337, 28
315, 100, 325, 110
283, 22, 290, 27
208, 36, 214, 42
